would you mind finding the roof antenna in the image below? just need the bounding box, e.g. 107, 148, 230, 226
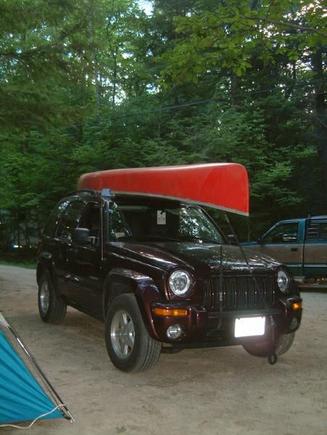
100, 189, 114, 261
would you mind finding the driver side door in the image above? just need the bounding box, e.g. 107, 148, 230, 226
256, 221, 303, 276
65, 201, 104, 318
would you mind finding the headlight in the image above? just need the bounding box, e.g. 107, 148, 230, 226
169, 270, 191, 296
277, 269, 290, 293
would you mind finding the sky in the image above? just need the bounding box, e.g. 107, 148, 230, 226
138, 0, 153, 15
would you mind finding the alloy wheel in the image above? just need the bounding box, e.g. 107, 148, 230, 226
110, 310, 136, 359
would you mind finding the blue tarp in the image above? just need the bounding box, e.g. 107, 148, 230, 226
0, 329, 62, 424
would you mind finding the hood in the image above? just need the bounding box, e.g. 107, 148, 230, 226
111, 241, 280, 275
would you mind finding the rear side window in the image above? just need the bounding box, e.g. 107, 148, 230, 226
56, 200, 85, 242
306, 220, 327, 241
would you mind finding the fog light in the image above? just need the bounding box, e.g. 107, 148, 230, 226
166, 324, 182, 340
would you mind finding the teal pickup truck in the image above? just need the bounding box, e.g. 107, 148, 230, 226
244, 216, 327, 288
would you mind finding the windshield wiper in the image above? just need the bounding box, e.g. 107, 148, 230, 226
142, 235, 182, 242
178, 236, 221, 244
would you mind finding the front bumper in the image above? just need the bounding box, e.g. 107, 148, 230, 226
150, 297, 302, 347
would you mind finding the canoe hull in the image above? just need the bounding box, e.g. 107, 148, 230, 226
78, 163, 249, 215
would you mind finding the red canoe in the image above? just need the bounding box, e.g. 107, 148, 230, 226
78, 163, 249, 215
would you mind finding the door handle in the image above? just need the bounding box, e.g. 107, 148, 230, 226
64, 273, 80, 283
290, 247, 298, 252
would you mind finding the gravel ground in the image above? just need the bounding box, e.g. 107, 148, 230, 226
0, 265, 326, 435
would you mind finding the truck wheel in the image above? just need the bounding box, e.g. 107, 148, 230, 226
38, 271, 67, 324
243, 332, 295, 357
105, 294, 161, 372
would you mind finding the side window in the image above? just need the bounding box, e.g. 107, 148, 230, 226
306, 220, 327, 241
56, 200, 85, 242
263, 223, 299, 244
79, 203, 101, 244
319, 222, 327, 240
43, 200, 70, 237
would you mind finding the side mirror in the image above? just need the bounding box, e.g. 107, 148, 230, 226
72, 228, 90, 244
226, 234, 237, 244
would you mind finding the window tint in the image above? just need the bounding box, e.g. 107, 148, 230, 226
56, 200, 85, 242
43, 200, 70, 237
306, 220, 327, 241
263, 223, 299, 244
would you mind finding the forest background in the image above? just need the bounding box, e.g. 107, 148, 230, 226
0, 0, 326, 258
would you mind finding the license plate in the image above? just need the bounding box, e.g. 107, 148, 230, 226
234, 316, 266, 338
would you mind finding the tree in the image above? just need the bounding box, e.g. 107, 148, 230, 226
0, 0, 326, 254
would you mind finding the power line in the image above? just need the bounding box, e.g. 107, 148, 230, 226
106, 79, 317, 125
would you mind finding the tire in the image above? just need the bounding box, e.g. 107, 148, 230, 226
38, 271, 67, 324
243, 332, 295, 357
105, 294, 161, 372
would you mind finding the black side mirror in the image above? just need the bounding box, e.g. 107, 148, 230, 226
72, 228, 90, 244
226, 234, 237, 244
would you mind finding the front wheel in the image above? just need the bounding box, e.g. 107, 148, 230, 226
38, 271, 67, 324
243, 332, 295, 357
105, 294, 161, 372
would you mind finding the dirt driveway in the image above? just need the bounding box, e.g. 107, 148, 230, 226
0, 265, 326, 435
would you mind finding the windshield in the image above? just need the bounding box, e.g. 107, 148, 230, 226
109, 202, 223, 244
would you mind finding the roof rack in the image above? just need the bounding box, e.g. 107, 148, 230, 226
65, 189, 98, 198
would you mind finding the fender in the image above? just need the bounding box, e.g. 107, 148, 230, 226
103, 268, 163, 339
36, 251, 58, 290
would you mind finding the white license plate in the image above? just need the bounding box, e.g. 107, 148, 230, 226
234, 316, 266, 338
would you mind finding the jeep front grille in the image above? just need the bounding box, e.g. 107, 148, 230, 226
203, 274, 277, 312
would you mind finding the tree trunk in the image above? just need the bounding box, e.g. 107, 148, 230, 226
312, 46, 327, 204
230, 73, 241, 108
112, 46, 118, 107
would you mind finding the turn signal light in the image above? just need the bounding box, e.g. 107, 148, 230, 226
152, 307, 188, 317
291, 302, 302, 311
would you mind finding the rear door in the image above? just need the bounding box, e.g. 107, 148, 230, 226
256, 221, 304, 276
303, 219, 327, 278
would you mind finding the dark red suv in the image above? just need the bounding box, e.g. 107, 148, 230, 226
37, 188, 302, 372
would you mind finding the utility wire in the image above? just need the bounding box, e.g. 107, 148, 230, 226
104, 79, 318, 126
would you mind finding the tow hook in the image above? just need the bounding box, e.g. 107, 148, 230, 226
267, 314, 278, 365
268, 353, 278, 365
